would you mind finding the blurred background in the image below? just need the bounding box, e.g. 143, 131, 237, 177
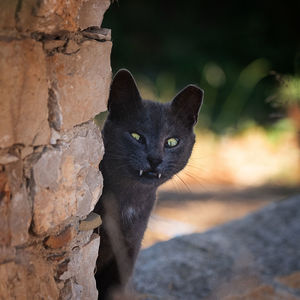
97, 0, 300, 247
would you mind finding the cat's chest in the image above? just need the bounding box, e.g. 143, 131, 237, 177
122, 205, 138, 223
120, 192, 156, 226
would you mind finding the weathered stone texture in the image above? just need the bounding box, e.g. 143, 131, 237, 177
0, 39, 50, 148
0, 172, 10, 246
0, 0, 111, 298
10, 190, 31, 246
0, 0, 111, 34
78, 0, 111, 30
0, 152, 19, 164
47, 40, 112, 130
0, 258, 59, 300
0, 163, 31, 247
16, 0, 83, 33
0, 0, 17, 33
0, 247, 16, 265
33, 121, 104, 235
44, 226, 76, 249
59, 279, 83, 300
60, 233, 100, 300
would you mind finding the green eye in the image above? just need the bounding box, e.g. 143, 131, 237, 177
166, 137, 179, 148
131, 132, 141, 141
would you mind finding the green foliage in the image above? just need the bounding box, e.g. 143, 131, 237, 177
276, 76, 300, 106
266, 118, 297, 144
102, 0, 300, 133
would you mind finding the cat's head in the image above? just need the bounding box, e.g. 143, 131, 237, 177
102, 69, 203, 186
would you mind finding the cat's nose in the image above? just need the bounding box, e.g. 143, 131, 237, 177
147, 155, 162, 169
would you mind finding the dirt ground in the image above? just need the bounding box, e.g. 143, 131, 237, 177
142, 184, 300, 248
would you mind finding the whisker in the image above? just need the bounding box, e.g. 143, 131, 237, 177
167, 177, 181, 194
175, 174, 191, 193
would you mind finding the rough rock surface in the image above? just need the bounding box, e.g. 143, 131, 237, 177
0, 36, 111, 148
60, 233, 100, 300
0, 39, 50, 148
32, 121, 104, 235
133, 195, 300, 300
47, 40, 112, 131
0, 258, 59, 300
0, 0, 111, 299
2, 0, 111, 34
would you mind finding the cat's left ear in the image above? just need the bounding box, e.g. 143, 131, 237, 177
108, 69, 142, 120
171, 85, 204, 127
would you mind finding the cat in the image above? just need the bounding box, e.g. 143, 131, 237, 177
94, 69, 203, 299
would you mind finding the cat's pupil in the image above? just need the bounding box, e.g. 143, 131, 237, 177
166, 137, 179, 148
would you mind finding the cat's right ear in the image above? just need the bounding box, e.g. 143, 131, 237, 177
171, 85, 204, 128
107, 69, 142, 120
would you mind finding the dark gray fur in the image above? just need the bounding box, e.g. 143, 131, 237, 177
94, 69, 203, 299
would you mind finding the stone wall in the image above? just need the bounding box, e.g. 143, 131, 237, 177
0, 1, 112, 299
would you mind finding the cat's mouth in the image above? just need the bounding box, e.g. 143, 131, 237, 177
139, 169, 162, 179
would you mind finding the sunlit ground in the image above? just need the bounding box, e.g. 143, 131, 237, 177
143, 120, 300, 248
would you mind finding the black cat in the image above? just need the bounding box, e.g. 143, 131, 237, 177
94, 69, 203, 299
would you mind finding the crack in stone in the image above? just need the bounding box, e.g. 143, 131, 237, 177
14, 0, 23, 32
32, 28, 110, 43
48, 87, 62, 132
0, 27, 111, 55
30, 28, 110, 56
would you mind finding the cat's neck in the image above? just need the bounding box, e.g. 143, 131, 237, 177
99, 161, 157, 233
101, 160, 158, 202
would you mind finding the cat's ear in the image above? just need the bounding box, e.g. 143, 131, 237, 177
171, 85, 204, 127
108, 69, 142, 119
